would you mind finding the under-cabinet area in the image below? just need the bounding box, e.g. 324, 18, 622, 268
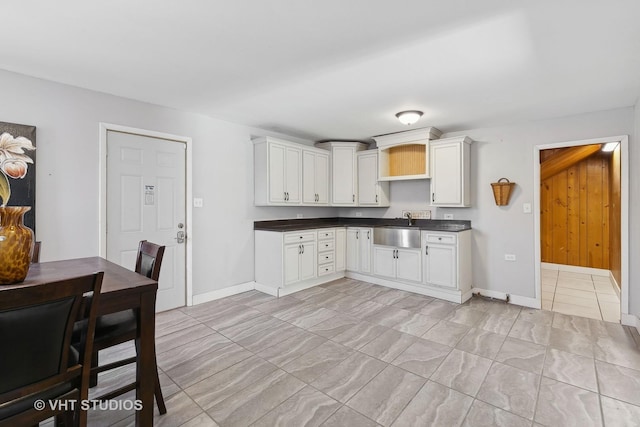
254, 219, 472, 302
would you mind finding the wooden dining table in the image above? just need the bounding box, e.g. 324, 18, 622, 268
15, 256, 158, 426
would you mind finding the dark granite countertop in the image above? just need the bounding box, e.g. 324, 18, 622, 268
254, 217, 471, 232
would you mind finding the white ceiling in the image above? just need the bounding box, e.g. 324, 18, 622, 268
2, 0, 640, 141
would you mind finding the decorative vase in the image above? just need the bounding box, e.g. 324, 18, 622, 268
0, 206, 34, 284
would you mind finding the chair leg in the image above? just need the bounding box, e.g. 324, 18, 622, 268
155, 363, 167, 415
89, 350, 98, 388
135, 338, 167, 414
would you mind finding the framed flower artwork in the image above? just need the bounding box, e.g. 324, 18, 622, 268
0, 122, 36, 233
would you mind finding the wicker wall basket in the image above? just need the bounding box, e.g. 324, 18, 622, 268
491, 178, 515, 206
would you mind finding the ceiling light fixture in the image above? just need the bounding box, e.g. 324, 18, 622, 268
601, 142, 618, 152
395, 110, 423, 125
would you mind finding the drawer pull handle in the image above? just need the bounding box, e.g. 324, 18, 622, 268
425, 245, 429, 255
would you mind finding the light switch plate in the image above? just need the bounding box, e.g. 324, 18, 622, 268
523, 203, 532, 214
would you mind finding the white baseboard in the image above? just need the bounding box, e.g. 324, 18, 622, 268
192, 281, 256, 305
610, 272, 621, 298
541, 262, 609, 277
621, 313, 640, 333
471, 287, 541, 309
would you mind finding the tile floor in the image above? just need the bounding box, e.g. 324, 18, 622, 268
76, 278, 640, 426
541, 268, 621, 322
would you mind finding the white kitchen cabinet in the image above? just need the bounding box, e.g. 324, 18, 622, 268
284, 235, 316, 285
335, 228, 346, 271
315, 141, 368, 206
346, 227, 372, 273
254, 136, 302, 206
430, 136, 472, 207
373, 127, 442, 181
422, 231, 471, 292
317, 229, 335, 276
357, 151, 390, 206
373, 246, 421, 283
302, 148, 329, 205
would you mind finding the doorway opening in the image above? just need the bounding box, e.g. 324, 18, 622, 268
534, 136, 629, 324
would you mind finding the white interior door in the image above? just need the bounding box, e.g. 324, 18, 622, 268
106, 130, 186, 312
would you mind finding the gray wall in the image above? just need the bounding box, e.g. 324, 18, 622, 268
0, 70, 337, 297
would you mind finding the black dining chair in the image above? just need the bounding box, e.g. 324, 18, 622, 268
84, 240, 167, 414
31, 241, 41, 263
0, 272, 104, 427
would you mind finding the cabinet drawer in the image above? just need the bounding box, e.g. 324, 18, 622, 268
284, 232, 316, 243
318, 263, 335, 276
318, 240, 335, 251
317, 229, 335, 240
318, 252, 334, 264
424, 234, 456, 244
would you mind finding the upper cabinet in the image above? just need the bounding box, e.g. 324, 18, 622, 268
302, 148, 329, 205
430, 136, 473, 207
315, 141, 368, 206
254, 136, 305, 206
372, 127, 442, 181
357, 151, 390, 206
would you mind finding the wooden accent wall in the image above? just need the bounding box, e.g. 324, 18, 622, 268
609, 145, 621, 286
388, 144, 425, 176
540, 147, 612, 269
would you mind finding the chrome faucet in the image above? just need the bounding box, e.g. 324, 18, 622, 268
406, 212, 414, 226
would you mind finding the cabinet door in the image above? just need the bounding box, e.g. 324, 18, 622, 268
268, 143, 286, 203
359, 228, 372, 273
335, 228, 346, 271
396, 248, 422, 283
315, 152, 329, 204
424, 243, 457, 288
302, 151, 316, 204
332, 146, 356, 205
431, 143, 461, 206
373, 246, 396, 278
285, 146, 301, 203
358, 152, 378, 205
299, 242, 316, 281
284, 243, 301, 285
346, 229, 359, 271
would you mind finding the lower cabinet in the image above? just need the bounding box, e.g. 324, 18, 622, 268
373, 246, 421, 282
284, 241, 316, 285
335, 228, 346, 271
255, 227, 472, 302
422, 230, 472, 293
346, 227, 372, 273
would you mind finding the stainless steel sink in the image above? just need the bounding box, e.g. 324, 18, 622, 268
373, 227, 421, 249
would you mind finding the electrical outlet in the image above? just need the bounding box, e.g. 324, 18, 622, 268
444, 213, 453, 220
504, 254, 516, 261
296, 213, 303, 218
355, 212, 363, 217
193, 198, 203, 208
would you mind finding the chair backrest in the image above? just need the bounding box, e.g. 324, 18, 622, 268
31, 241, 41, 263
0, 272, 103, 419
135, 240, 165, 281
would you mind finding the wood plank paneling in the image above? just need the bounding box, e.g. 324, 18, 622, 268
567, 165, 580, 265
541, 180, 551, 262
551, 171, 568, 264
388, 145, 425, 176
540, 146, 614, 269
609, 145, 621, 286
